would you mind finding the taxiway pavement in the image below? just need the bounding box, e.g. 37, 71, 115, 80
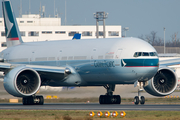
0, 103, 180, 111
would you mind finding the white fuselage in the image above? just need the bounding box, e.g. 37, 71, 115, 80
1, 37, 159, 86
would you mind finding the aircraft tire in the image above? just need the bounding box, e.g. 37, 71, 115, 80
99, 95, 121, 104
140, 96, 145, 105
38, 96, 44, 105
115, 95, 121, 104
99, 95, 111, 104
23, 96, 34, 105
106, 95, 111, 104
134, 96, 139, 105
22, 97, 28, 105
99, 95, 104, 104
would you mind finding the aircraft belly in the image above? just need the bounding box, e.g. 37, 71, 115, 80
80, 66, 158, 85
78, 67, 134, 84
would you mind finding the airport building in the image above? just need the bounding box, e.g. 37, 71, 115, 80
0, 14, 122, 51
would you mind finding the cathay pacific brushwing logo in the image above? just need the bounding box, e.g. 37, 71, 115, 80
121, 59, 126, 67
4, 4, 13, 38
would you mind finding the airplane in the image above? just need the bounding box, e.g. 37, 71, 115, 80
0, 0, 178, 105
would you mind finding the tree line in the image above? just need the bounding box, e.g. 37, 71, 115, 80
138, 31, 180, 47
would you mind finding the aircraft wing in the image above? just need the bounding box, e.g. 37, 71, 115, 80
0, 62, 12, 71
159, 58, 180, 67
0, 62, 66, 80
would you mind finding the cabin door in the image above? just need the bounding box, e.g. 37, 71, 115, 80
56, 50, 62, 66
115, 49, 123, 66
90, 48, 97, 66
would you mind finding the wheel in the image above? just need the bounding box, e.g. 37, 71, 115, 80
22, 97, 27, 105
100, 95, 121, 104
116, 95, 121, 104
27, 96, 34, 105
99, 95, 112, 104
23, 96, 34, 105
104, 95, 109, 104
134, 96, 139, 105
33, 96, 44, 105
38, 96, 44, 105
105, 95, 115, 104
140, 96, 145, 105
99, 95, 104, 104
99, 95, 106, 104
113, 95, 121, 104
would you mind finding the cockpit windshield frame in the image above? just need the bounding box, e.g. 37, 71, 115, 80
133, 52, 158, 57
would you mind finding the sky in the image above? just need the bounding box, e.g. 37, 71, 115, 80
1, 0, 180, 41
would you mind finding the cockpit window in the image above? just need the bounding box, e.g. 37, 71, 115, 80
154, 52, 158, 57
133, 52, 138, 57
134, 52, 158, 57
134, 52, 142, 57
150, 52, 156, 56
142, 52, 149, 56
138, 52, 142, 57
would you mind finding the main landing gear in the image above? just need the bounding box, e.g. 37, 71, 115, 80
99, 84, 121, 104
134, 82, 145, 105
23, 95, 44, 105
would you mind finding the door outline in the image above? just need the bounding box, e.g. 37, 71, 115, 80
115, 49, 123, 66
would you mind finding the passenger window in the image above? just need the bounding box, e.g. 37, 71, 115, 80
142, 52, 149, 56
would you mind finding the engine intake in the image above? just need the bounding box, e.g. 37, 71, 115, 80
144, 67, 177, 96
4, 66, 41, 97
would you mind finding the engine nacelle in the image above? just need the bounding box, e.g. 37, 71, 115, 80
3, 66, 41, 97
144, 67, 177, 96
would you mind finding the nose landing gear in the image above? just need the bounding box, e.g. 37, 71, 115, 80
134, 89, 145, 105
134, 82, 145, 105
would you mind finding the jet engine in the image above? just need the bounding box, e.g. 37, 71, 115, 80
143, 67, 177, 96
3, 66, 41, 97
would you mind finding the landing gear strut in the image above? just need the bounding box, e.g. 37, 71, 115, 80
134, 82, 145, 105
99, 84, 121, 104
23, 95, 44, 105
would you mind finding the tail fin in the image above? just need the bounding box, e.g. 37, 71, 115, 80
72, 33, 81, 40
2, 0, 23, 48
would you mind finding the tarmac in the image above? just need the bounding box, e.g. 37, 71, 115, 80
0, 81, 180, 111
0, 103, 180, 111
0, 81, 180, 99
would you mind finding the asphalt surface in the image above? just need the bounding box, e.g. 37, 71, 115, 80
0, 103, 180, 111
1, 81, 180, 111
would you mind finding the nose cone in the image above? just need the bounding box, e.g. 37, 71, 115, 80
116, 37, 159, 82
131, 38, 159, 81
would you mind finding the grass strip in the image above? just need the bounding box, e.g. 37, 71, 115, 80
0, 110, 180, 120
